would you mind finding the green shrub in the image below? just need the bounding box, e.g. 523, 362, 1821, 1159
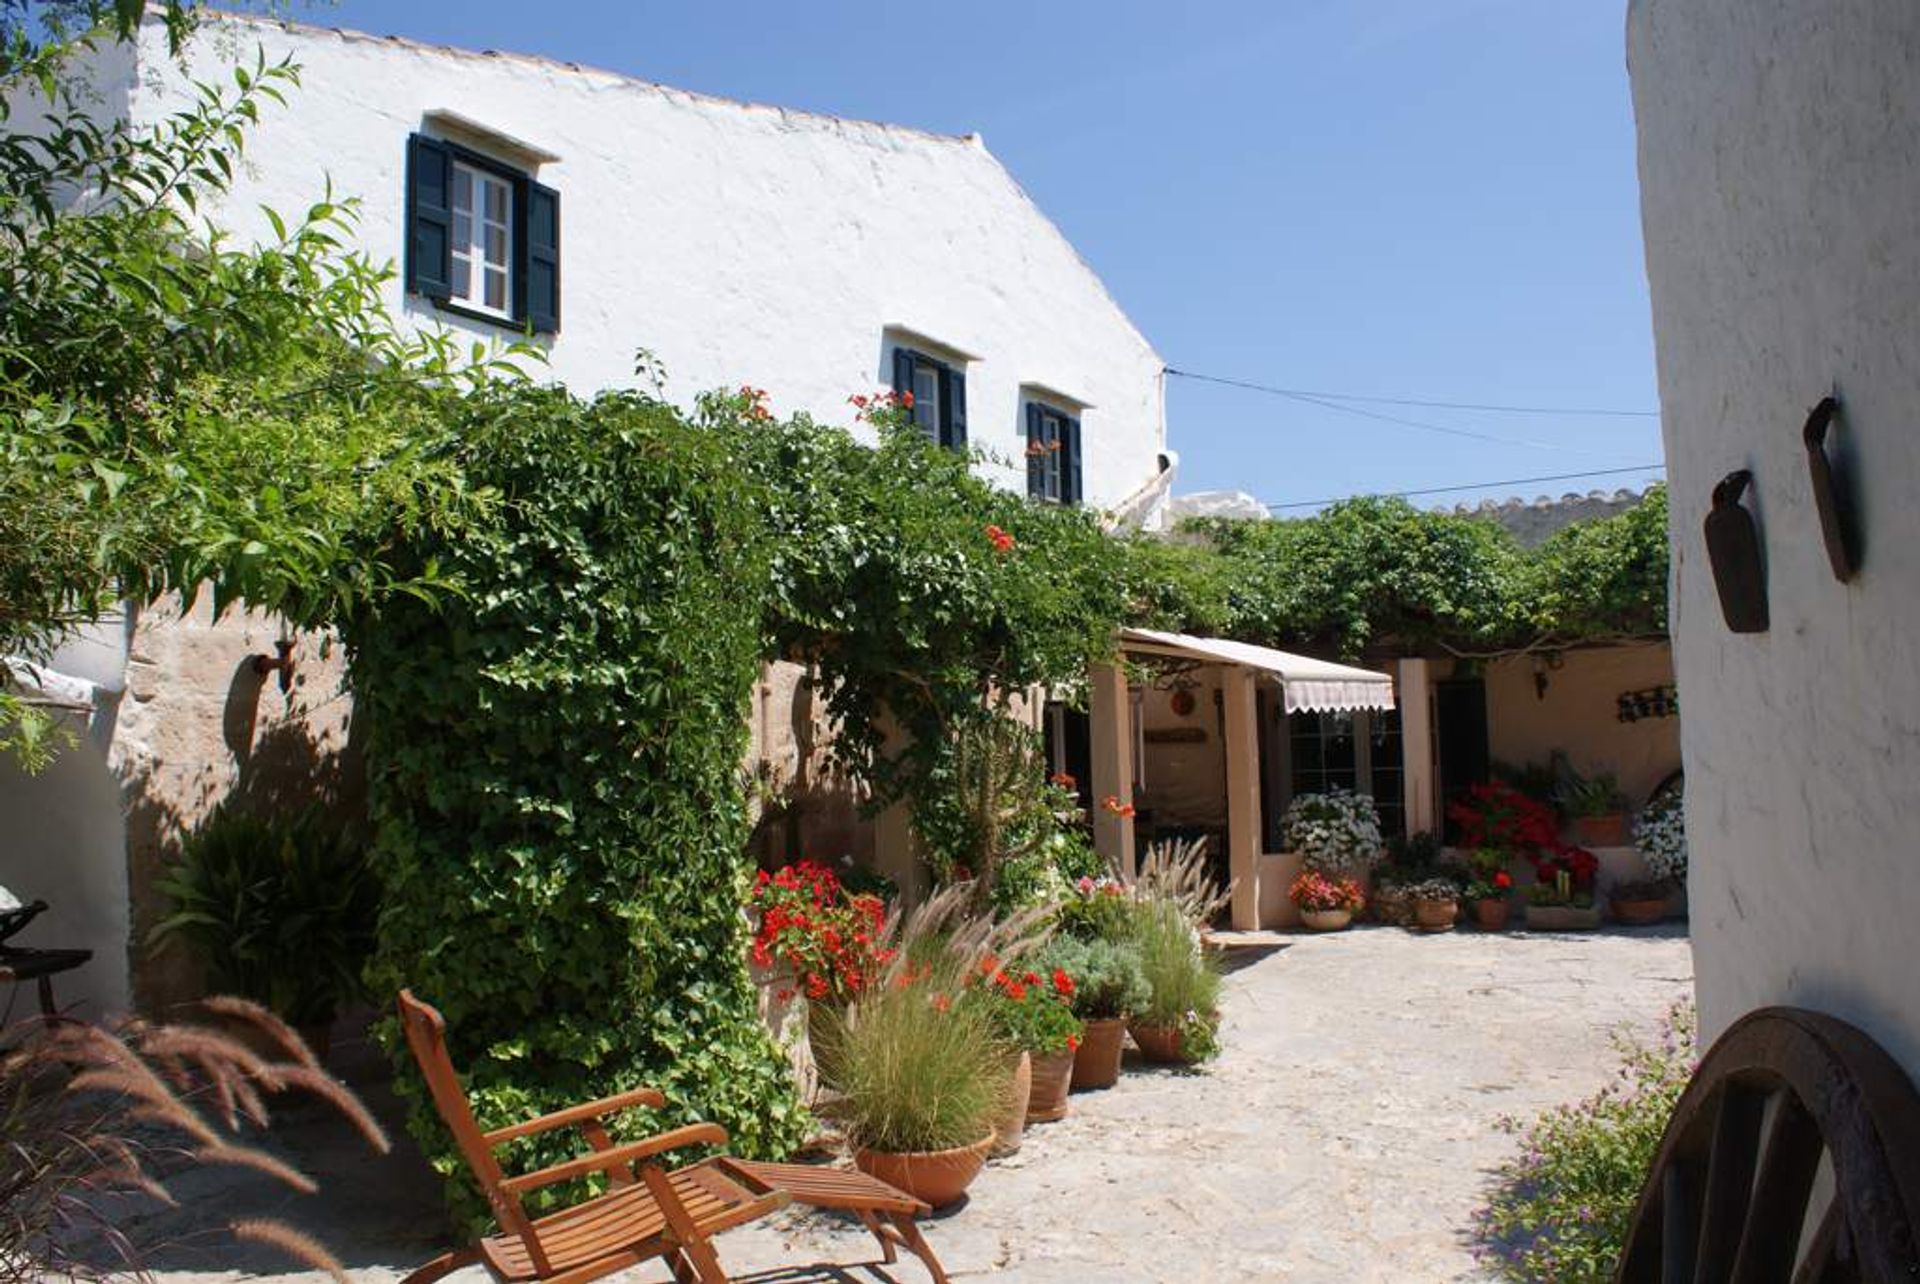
1037, 936, 1149, 1021
346, 385, 808, 1225
1130, 898, 1222, 1050
1471, 1003, 1696, 1281
151, 803, 378, 1028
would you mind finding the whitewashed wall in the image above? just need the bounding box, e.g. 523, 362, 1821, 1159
1629, 0, 1920, 1076
114, 15, 1168, 511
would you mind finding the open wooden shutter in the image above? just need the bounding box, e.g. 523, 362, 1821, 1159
524, 180, 560, 333
1066, 416, 1084, 504
406, 134, 453, 300
1025, 403, 1045, 497
943, 366, 967, 450
891, 348, 915, 402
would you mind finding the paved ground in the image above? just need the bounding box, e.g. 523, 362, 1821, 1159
133, 923, 1692, 1283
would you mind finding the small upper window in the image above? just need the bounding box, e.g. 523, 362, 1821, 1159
451, 161, 514, 317
1025, 400, 1083, 505
406, 133, 560, 333
891, 346, 967, 450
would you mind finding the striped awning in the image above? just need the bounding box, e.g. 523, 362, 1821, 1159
1118, 628, 1396, 714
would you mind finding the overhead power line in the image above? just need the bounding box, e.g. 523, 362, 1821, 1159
1165, 368, 1661, 418
1262, 463, 1667, 512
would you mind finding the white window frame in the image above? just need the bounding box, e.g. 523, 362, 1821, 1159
450, 160, 514, 319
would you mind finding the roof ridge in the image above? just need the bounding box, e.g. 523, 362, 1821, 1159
196, 9, 985, 149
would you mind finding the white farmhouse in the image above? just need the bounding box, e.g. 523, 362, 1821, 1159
95, 14, 1174, 514
2, 14, 1174, 1018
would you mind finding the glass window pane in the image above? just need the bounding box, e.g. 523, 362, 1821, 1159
484, 268, 506, 311
452, 166, 472, 215
452, 212, 471, 247
911, 366, 939, 430
485, 178, 508, 223
450, 256, 470, 299
485, 224, 508, 266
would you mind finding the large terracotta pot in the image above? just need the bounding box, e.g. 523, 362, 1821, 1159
1413, 898, 1458, 932
1070, 1017, 1127, 1090
1571, 813, 1628, 847
1611, 896, 1668, 926
1026, 1049, 1074, 1122
853, 1133, 993, 1210
990, 1051, 1032, 1156
1299, 908, 1353, 932
1474, 898, 1511, 931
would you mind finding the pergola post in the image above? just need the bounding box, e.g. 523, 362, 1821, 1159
1088, 662, 1136, 879
1397, 658, 1436, 836
1222, 665, 1262, 931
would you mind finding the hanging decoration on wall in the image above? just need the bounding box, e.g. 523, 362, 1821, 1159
1169, 688, 1197, 717
1802, 394, 1861, 582
1704, 469, 1769, 633
1617, 685, 1679, 723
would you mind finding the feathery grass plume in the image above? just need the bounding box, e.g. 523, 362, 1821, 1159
197, 996, 319, 1069
1131, 835, 1232, 928
231, 1219, 349, 1283
0, 1001, 383, 1282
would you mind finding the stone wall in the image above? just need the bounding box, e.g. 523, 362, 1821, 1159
1630, 0, 1920, 1074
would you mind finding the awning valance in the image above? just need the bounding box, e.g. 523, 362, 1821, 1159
1118, 628, 1396, 714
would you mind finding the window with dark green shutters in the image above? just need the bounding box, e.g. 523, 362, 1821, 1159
1025, 401, 1082, 504
406, 133, 559, 333
890, 347, 967, 450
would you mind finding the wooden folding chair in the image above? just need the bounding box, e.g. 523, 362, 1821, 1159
395, 990, 949, 1284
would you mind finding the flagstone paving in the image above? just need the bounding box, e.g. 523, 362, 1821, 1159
144, 923, 1692, 1283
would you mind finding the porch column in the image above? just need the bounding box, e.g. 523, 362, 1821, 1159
1398, 658, 1436, 836
1088, 662, 1136, 879
871, 709, 926, 904
1222, 665, 1261, 931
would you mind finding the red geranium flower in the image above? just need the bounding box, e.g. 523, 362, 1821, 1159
1051, 968, 1075, 997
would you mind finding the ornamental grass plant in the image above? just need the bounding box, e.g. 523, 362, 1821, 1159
1128, 897, 1223, 1061
0, 999, 387, 1282
817, 885, 1043, 1155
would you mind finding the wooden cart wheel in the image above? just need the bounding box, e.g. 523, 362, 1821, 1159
1617, 1007, 1920, 1283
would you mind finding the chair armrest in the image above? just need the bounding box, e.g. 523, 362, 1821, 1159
498, 1122, 730, 1196
482, 1086, 668, 1146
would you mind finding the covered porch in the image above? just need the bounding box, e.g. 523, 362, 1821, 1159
1084, 628, 1406, 930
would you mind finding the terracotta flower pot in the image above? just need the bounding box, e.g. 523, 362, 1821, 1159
1611, 896, 1668, 926
1070, 1017, 1127, 1090
1299, 908, 1353, 932
1026, 1049, 1074, 1122
1474, 898, 1511, 931
1413, 898, 1458, 932
1128, 1022, 1191, 1064
1372, 887, 1413, 927
1571, 813, 1628, 847
853, 1133, 993, 1210
990, 1051, 1032, 1156
1526, 903, 1602, 931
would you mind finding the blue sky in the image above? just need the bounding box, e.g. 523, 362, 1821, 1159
315, 0, 1663, 513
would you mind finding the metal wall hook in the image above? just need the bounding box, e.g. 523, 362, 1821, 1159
252, 638, 297, 693
1705, 469, 1768, 633
1803, 395, 1860, 581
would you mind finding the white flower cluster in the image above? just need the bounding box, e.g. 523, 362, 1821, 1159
1634, 791, 1688, 882
1280, 789, 1383, 875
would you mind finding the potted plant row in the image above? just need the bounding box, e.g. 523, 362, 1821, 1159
752, 838, 1229, 1212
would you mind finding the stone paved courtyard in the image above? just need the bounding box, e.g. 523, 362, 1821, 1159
142, 924, 1692, 1283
